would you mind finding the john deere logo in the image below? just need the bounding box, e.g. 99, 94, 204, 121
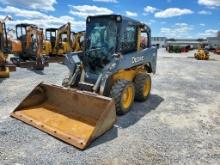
132, 56, 144, 64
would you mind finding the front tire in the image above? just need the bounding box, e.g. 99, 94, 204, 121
111, 80, 135, 115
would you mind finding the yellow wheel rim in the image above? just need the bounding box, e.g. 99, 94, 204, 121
122, 86, 133, 109
143, 79, 151, 96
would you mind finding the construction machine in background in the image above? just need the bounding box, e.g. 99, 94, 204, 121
166, 45, 191, 53
194, 44, 209, 60
72, 31, 85, 52
0, 16, 16, 78
43, 22, 72, 62
215, 48, 220, 55
10, 24, 48, 70
11, 15, 157, 149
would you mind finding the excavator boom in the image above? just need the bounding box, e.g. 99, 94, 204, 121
0, 16, 16, 78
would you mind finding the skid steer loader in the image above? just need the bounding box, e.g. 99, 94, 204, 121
11, 15, 157, 149
43, 23, 72, 62
10, 24, 48, 70
0, 16, 16, 78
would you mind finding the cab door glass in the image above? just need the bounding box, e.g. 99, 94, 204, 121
120, 26, 137, 53
46, 31, 51, 40
140, 31, 149, 49
50, 31, 56, 42
61, 33, 67, 42
16, 27, 22, 39
21, 27, 26, 36
31, 33, 37, 51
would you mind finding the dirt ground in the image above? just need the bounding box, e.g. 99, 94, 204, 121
0, 49, 220, 165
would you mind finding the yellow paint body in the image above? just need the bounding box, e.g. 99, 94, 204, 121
43, 40, 71, 56
72, 32, 84, 52
0, 20, 17, 77
42, 40, 52, 56
10, 39, 22, 53
55, 42, 71, 55
112, 66, 146, 82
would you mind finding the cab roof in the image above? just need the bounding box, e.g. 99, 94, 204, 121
87, 14, 143, 26
16, 23, 38, 28
46, 28, 58, 31
87, 14, 151, 32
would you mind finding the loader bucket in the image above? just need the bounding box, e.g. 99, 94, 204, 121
11, 83, 116, 149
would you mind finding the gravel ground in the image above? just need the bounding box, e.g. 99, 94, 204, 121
0, 49, 220, 165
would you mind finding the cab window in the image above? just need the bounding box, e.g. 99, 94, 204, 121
16, 27, 22, 38
21, 27, 26, 35
120, 26, 137, 53
140, 31, 149, 49
46, 31, 51, 40
62, 33, 67, 42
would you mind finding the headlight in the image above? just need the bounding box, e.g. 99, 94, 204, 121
116, 16, 121, 22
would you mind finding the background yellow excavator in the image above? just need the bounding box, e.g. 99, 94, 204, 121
10, 24, 48, 70
72, 31, 85, 52
43, 22, 72, 56
0, 16, 16, 78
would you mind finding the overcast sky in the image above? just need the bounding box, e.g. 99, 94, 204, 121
0, 0, 219, 38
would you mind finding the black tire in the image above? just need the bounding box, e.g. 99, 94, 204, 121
134, 73, 151, 101
35, 58, 44, 70
110, 80, 135, 115
10, 57, 20, 66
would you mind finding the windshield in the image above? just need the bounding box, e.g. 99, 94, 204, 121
46, 31, 56, 41
86, 21, 117, 52
16, 26, 26, 39
85, 20, 117, 72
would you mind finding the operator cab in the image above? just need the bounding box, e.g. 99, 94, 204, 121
84, 15, 151, 74
16, 24, 39, 56
45, 27, 69, 48
16, 24, 37, 40
45, 28, 57, 49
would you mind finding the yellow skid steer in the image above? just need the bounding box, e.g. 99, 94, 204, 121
11, 15, 157, 149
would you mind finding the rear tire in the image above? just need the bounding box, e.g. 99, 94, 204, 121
110, 80, 135, 115
134, 73, 151, 101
